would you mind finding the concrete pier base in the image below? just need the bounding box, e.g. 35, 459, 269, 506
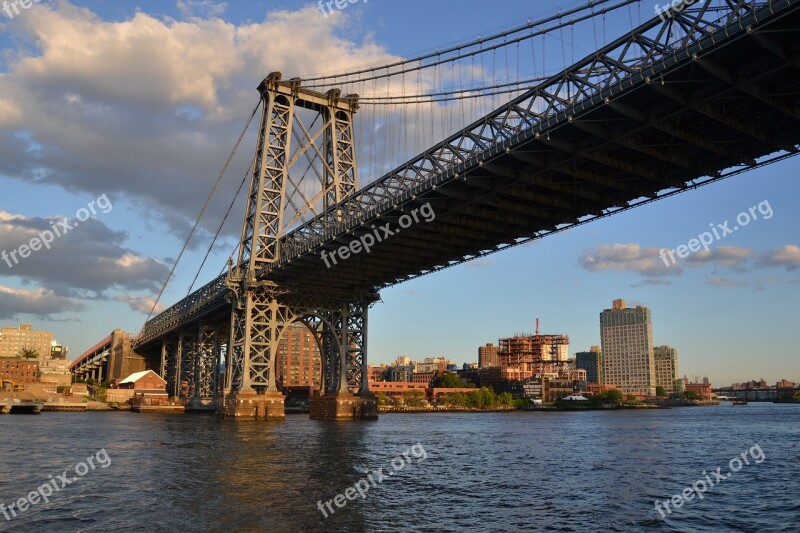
310, 393, 378, 421
221, 391, 285, 420
186, 397, 217, 414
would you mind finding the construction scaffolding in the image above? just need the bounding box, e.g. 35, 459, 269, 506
499, 320, 570, 381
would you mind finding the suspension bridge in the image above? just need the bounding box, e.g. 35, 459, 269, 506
69, 0, 800, 419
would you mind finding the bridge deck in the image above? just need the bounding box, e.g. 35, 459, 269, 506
269, 0, 800, 291
137, 0, 800, 347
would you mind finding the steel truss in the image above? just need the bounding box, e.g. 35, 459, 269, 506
160, 339, 178, 396
224, 75, 370, 396
275, 0, 785, 263
176, 332, 196, 400
136, 0, 798, 358
224, 285, 376, 394
195, 324, 225, 402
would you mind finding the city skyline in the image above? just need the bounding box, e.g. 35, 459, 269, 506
0, 1, 797, 386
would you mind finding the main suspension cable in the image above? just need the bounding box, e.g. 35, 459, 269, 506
142, 102, 260, 328
301, 0, 639, 88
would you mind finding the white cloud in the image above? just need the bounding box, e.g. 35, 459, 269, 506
578, 243, 679, 277
0, 285, 82, 319
684, 246, 751, 270
0, 209, 170, 295
0, 3, 404, 238
760, 245, 800, 271
114, 294, 166, 314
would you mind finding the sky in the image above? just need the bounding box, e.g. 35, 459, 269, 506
0, 1, 797, 386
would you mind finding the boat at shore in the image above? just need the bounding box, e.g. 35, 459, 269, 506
733, 399, 748, 405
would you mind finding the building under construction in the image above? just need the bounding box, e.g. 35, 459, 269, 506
499, 320, 570, 381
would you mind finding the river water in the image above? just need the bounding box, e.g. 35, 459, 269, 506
1, 403, 798, 532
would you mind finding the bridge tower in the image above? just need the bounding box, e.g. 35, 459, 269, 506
222, 72, 378, 420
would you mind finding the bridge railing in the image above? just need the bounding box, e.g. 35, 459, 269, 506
136, 274, 229, 346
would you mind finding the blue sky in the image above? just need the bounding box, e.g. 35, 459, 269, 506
0, 1, 797, 386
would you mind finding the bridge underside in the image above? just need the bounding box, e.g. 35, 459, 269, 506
134, 1, 800, 419
272, 5, 800, 291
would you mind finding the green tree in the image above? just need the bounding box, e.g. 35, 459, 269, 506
444, 391, 467, 406
656, 386, 666, 397
626, 394, 637, 403
402, 390, 427, 408
375, 391, 388, 406
498, 392, 514, 406
433, 373, 464, 388
592, 389, 623, 404
683, 391, 699, 401
793, 391, 800, 402
18, 347, 38, 360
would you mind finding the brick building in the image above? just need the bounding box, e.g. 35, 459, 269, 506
478, 343, 500, 368
0, 358, 39, 384
275, 322, 322, 388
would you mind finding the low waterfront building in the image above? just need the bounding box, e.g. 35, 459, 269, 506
545, 379, 576, 402
119, 370, 169, 405
369, 381, 429, 396
118, 369, 166, 390
685, 379, 714, 401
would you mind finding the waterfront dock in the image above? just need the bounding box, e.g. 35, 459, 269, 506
132, 404, 186, 414
0, 400, 43, 414
41, 402, 88, 412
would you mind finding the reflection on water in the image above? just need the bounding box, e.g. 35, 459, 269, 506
0, 404, 798, 532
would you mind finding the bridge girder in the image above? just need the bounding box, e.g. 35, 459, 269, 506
135, 1, 800, 412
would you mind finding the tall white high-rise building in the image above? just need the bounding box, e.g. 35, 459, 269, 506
600, 299, 656, 395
